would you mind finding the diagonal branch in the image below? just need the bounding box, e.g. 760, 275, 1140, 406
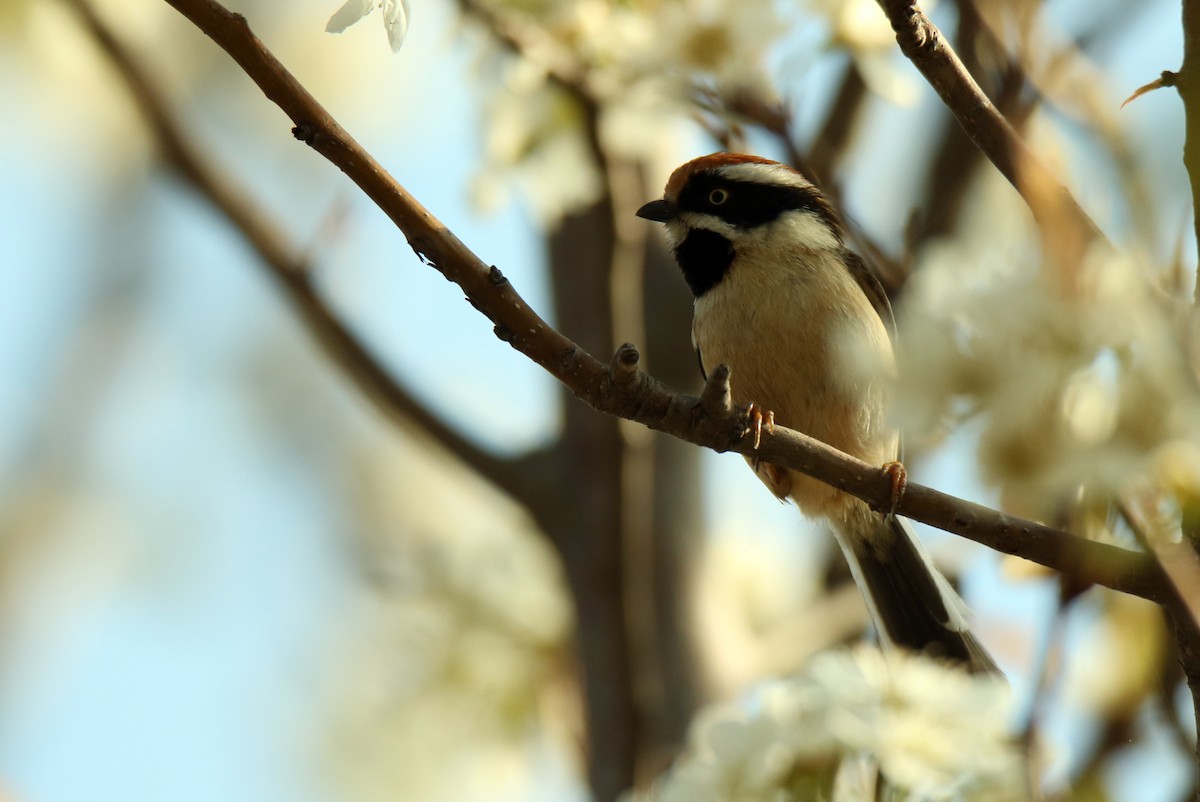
874, 0, 1101, 245
154, 0, 1173, 606
65, 0, 527, 500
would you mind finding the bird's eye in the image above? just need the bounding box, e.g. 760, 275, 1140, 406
708, 188, 730, 206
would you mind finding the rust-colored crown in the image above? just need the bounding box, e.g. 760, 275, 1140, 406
662, 153, 782, 199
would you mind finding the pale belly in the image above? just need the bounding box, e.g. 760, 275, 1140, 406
691, 257, 896, 518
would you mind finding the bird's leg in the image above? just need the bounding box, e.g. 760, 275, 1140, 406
881, 461, 907, 521
743, 402, 775, 466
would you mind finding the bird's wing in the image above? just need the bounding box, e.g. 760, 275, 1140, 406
842, 249, 897, 342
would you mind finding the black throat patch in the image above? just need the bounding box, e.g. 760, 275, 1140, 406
674, 229, 734, 297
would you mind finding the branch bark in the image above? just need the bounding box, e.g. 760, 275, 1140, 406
1179, 0, 1200, 300
152, 0, 1172, 610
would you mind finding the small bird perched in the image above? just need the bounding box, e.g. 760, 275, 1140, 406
638, 153, 995, 673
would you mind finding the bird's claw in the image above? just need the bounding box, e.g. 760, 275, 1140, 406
743, 403, 775, 451
881, 460, 908, 520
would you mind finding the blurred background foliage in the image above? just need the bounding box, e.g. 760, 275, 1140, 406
0, 0, 1196, 801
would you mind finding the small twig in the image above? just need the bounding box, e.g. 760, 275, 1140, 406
1176, 0, 1200, 753
1122, 71, 1177, 108
908, 0, 1033, 248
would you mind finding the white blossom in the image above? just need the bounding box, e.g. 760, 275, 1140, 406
470, 0, 790, 217
630, 646, 1022, 802
809, 648, 1018, 799
381, 0, 412, 51
326, 0, 412, 51
803, 0, 921, 105
893, 171, 1200, 521
326, 0, 374, 32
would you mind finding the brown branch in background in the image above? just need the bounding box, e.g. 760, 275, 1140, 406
874, 0, 1101, 248
1159, 0, 1200, 783
793, 68, 912, 294
152, 0, 1175, 609
806, 63, 867, 186
1120, 493, 1200, 790
63, 0, 524, 501
1177, 0, 1200, 301
1121, 494, 1200, 627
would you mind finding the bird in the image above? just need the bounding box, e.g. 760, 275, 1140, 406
637, 152, 996, 673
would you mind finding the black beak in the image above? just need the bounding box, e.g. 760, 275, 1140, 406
636, 199, 679, 222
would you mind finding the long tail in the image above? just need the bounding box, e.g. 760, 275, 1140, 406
835, 514, 998, 674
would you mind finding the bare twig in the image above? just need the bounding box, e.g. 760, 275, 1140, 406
152, 0, 1174, 609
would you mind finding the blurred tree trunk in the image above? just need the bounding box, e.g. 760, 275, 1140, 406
640, 237, 706, 772
532, 198, 637, 802
528, 172, 707, 799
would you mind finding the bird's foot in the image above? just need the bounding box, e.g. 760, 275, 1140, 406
743, 403, 775, 466
881, 460, 907, 520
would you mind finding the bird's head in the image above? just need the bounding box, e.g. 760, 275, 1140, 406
637, 153, 844, 297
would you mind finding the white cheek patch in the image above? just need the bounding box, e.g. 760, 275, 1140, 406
664, 212, 739, 248
740, 209, 841, 251
661, 206, 838, 253
660, 219, 688, 250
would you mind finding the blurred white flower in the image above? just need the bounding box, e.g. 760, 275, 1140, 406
630, 646, 1021, 802
809, 648, 1018, 799
650, 0, 783, 88
894, 171, 1200, 521
327, 0, 411, 51
807, 0, 895, 51
469, 0, 791, 216
472, 68, 605, 224
382, 0, 412, 50
803, 0, 921, 106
